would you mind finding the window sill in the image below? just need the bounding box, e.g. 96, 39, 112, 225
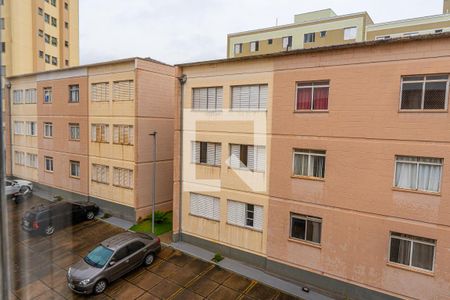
112, 143, 134, 146
44, 170, 54, 173
69, 139, 80, 142
189, 213, 219, 222
112, 184, 133, 190
68, 101, 80, 104
230, 109, 267, 112
91, 141, 109, 144
288, 238, 322, 249
112, 99, 134, 102
398, 109, 448, 113
192, 162, 221, 168
191, 109, 223, 112
293, 110, 329, 113
392, 187, 441, 197
228, 167, 265, 174
69, 175, 80, 180
43, 136, 53, 139
91, 180, 109, 185
91, 100, 110, 103
43, 102, 53, 104
226, 222, 263, 233
291, 175, 325, 182
386, 262, 434, 277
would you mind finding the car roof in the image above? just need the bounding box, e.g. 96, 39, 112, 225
101, 232, 143, 250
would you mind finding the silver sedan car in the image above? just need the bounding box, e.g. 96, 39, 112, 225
67, 231, 161, 294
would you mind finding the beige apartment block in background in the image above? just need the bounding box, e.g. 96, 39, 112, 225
6, 58, 176, 221
227, 0, 450, 58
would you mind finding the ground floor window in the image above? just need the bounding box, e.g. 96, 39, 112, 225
190, 193, 220, 221
290, 214, 322, 244
92, 164, 109, 184
389, 232, 435, 271
70, 161, 80, 178
113, 167, 133, 188
45, 156, 54, 172
227, 200, 263, 230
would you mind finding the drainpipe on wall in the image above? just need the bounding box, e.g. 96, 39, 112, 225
177, 74, 187, 242
6, 81, 12, 176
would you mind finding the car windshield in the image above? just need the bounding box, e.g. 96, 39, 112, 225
84, 245, 113, 268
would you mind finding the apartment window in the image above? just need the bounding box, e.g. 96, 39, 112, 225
14, 121, 24, 135
304, 33, 315, 43
112, 80, 134, 101
190, 193, 220, 221
45, 54, 50, 64
230, 144, 265, 172
400, 75, 448, 110
25, 89, 37, 104
91, 124, 109, 143
1, 42, 5, 53
26, 153, 38, 168
65, 22, 69, 29
227, 200, 263, 230
293, 149, 326, 179
290, 214, 322, 244
192, 141, 221, 166
267, 39, 273, 45
234, 43, 243, 55
344, 27, 358, 40
389, 232, 435, 272
395, 156, 442, 193
64, 2, 69, 9
69, 123, 80, 141
435, 29, 443, 34
320, 31, 327, 38
282, 36, 292, 49
26, 121, 37, 136
376, 35, 391, 40
231, 84, 268, 111
92, 164, 109, 184
0, 18, 4, 30
43, 122, 53, 138
70, 161, 80, 178
250, 41, 259, 52
43, 87, 52, 103
51, 56, 58, 66
51, 0, 56, 6
65, 40, 69, 47
38, 7, 43, 15
65, 60, 69, 67
296, 81, 330, 111
69, 84, 79, 103
113, 167, 133, 188
113, 125, 134, 145
192, 87, 223, 110
51, 16, 57, 27
51, 37, 57, 46
44, 13, 50, 23
38, 29, 44, 37
45, 156, 54, 172
91, 82, 110, 101
14, 151, 25, 166
13, 90, 24, 104
39, 51, 44, 58
44, 34, 50, 44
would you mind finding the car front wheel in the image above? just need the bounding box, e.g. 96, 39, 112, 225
86, 211, 95, 220
144, 253, 155, 266
94, 279, 107, 294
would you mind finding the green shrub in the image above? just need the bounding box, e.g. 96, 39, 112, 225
212, 253, 224, 263
53, 195, 64, 202
102, 213, 112, 219
149, 211, 170, 224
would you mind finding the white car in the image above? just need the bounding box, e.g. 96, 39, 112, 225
6, 179, 33, 197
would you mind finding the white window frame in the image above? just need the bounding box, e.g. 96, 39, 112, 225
25, 89, 37, 104
389, 232, 436, 272
227, 200, 263, 231
69, 123, 80, 141
91, 124, 109, 143
234, 43, 243, 55
70, 161, 80, 178
69, 84, 80, 103
14, 151, 25, 166
282, 36, 292, 48
44, 156, 54, 172
14, 121, 24, 135
91, 82, 110, 102
26, 121, 37, 136
344, 26, 358, 40
112, 80, 134, 101
43, 87, 52, 103
290, 214, 322, 245
26, 153, 38, 168
394, 155, 443, 193
190, 193, 220, 221
292, 149, 326, 179
192, 141, 221, 167
92, 164, 109, 184
13, 90, 24, 104
192, 87, 223, 111
43, 122, 53, 138
113, 125, 134, 145
230, 144, 266, 172
304, 33, 315, 43
399, 75, 449, 111
250, 41, 259, 52
231, 84, 268, 111
113, 167, 134, 188
295, 81, 330, 111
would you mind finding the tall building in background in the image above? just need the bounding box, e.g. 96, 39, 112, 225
227, 0, 450, 58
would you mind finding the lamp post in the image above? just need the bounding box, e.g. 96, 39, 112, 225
149, 132, 157, 234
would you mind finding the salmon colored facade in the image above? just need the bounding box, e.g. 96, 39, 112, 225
174, 35, 450, 299
7, 58, 176, 222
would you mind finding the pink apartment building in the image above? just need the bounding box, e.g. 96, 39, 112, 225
173, 34, 450, 299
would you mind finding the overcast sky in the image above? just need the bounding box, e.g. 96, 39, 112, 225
79, 0, 444, 65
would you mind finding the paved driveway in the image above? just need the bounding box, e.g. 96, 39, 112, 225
6, 195, 301, 300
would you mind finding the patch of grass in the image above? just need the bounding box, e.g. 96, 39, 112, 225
212, 253, 224, 263
131, 211, 173, 236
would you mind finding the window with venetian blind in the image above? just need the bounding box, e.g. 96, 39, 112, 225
190, 193, 220, 221
14, 151, 25, 166
230, 144, 265, 172
14, 121, 24, 135
25, 89, 37, 104
113, 167, 133, 188
227, 200, 263, 230
92, 164, 109, 184
113, 125, 134, 145
192, 87, 223, 110
192, 141, 221, 166
13, 90, 23, 104
296, 81, 329, 111
91, 82, 110, 102
26, 153, 38, 168
113, 80, 134, 101
231, 84, 268, 111
91, 124, 109, 143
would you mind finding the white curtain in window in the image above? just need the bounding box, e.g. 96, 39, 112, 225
395, 161, 417, 190
418, 162, 441, 192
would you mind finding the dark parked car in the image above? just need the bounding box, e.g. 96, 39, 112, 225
67, 232, 161, 294
22, 201, 99, 235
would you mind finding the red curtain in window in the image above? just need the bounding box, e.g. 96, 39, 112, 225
297, 88, 312, 110
313, 87, 329, 110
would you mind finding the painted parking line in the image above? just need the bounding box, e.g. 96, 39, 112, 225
166, 264, 216, 300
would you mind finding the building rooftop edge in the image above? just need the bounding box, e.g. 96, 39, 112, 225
227, 11, 371, 38
6, 56, 174, 80
367, 12, 450, 29
178, 32, 450, 67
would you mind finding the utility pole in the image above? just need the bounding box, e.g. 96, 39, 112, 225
149, 132, 157, 234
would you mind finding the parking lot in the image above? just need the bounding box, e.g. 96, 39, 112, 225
6, 195, 301, 300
